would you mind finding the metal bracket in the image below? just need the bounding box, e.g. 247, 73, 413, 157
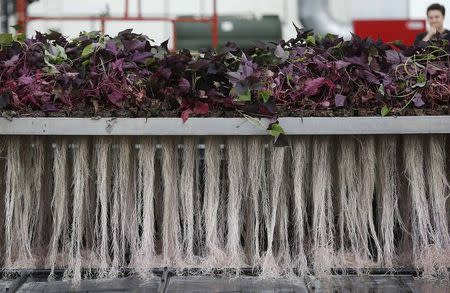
157, 267, 174, 293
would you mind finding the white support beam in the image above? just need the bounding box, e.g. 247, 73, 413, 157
0, 116, 449, 135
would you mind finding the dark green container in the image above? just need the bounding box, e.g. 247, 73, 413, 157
174, 15, 282, 50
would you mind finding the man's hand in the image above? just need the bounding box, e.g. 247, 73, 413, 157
423, 26, 437, 41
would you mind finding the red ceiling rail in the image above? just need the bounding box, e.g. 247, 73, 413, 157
16, 0, 219, 50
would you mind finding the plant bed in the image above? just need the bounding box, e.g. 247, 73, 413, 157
1, 27, 450, 137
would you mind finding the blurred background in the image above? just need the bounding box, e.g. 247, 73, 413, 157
1, 0, 450, 49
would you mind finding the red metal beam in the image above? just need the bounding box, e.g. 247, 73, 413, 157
137, 0, 142, 18
27, 15, 213, 23
23, 0, 220, 51
211, 0, 218, 48
16, 0, 27, 32
172, 22, 177, 51
124, 0, 129, 18
100, 18, 106, 34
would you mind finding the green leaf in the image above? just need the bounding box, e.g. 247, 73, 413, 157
43, 64, 59, 75
55, 44, 67, 60
293, 57, 306, 63
413, 73, 426, 88
10, 24, 22, 31
13, 33, 26, 43
368, 45, 378, 57
238, 88, 251, 102
144, 57, 155, 66
378, 84, 385, 96
0, 33, 13, 47
306, 35, 316, 46
268, 123, 285, 138
391, 40, 403, 46
81, 44, 95, 58
259, 90, 271, 103
381, 105, 390, 117
44, 44, 68, 65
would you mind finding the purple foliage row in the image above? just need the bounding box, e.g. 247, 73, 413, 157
1, 27, 450, 121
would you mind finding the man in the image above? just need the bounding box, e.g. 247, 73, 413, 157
414, 3, 450, 44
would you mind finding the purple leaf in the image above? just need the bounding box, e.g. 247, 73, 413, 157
108, 90, 123, 106
181, 109, 193, 123
242, 63, 255, 78
65, 72, 79, 78
132, 51, 152, 62
412, 93, 425, 107
227, 71, 242, 82
274, 44, 289, 62
4, 54, 19, 67
118, 28, 133, 36
362, 70, 380, 84
43, 103, 58, 112
18, 75, 33, 85
123, 39, 146, 51
111, 59, 124, 72
303, 77, 334, 96
334, 94, 347, 107
320, 100, 330, 108
335, 60, 350, 70
274, 45, 285, 58
106, 40, 119, 55
178, 78, 190, 94
160, 67, 171, 80
193, 102, 209, 114
385, 50, 401, 64
344, 55, 367, 68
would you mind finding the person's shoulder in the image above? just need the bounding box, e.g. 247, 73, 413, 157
442, 29, 450, 40
414, 31, 427, 44
416, 31, 427, 39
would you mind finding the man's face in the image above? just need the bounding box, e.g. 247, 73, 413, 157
427, 9, 445, 29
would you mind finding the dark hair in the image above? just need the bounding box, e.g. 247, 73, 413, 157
427, 3, 445, 17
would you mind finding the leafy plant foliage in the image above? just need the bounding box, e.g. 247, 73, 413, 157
1, 26, 450, 124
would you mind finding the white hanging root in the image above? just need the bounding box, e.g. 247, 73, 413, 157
111, 137, 137, 276
0, 134, 449, 280
336, 137, 362, 268
376, 136, 401, 268
110, 141, 121, 277
128, 140, 139, 269
261, 144, 286, 277
4, 137, 35, 269
180, 137, 197, 266
202, 137, 226, 268
225, 137, 247, 269
290, 136, 310, 276
30, 137, 44, 261
245, 137, 266, 268
47, 139, 69, 279
311, 136, 335, 276
35, 140, 53, 266
425, 135, 450, 275
0, 139, 4, 261
161, 137, 182, 266
275, 167, 291, 276
358, 136, 382, 267
65, 138, 90, 283
134, 137, 157, 275
92, 137, 111, 277
403, 135, 436, 275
